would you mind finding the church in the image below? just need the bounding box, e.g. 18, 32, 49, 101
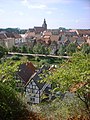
29, 19, 47, 34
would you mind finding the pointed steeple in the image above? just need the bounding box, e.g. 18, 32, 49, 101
42, 19, 47, 30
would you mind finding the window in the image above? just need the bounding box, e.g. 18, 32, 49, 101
33, 85, 36, 89
32, 89, 35, 93
30, 85, 32, 88
30, 97, 35, 102
30, 89, 35, 93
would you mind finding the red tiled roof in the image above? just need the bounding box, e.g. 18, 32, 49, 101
13, 33, 22, 39
87, 37, 90, 45
17, 62, 36, 84
34, 27, 45, 33
43, 31, 52, 36
76, 30, 90, 36
0, 33, 7, 39
43, 35, 50, 39
25, 31, 35, 39
5, 32, 15, 38
50, 35, 60, 41
0, 31, 21, 39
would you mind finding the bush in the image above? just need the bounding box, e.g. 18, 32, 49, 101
35, 56, 40, 62
0, 46, 8, 59
0, 82, 26, 120
11, 55, 20, 60
37, 96, 89, 120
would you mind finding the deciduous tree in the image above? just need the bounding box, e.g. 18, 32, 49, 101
44, 52, 90, 112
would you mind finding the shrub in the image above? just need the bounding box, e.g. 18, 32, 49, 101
11, 55, 20, 60
35, 56, 40, 62
0, 82, 26, 120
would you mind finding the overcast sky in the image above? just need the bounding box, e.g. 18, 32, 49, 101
0, 0, 90, 29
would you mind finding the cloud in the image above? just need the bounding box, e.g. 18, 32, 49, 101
0, 9, 4, 15
46, 11, 52, 14
21, 0, 47, 9
14, 11, 24, 16
18, 12, 24, 16
21, 0, 73, 10
29, 4, 47, 9
75, 19, 80, 23
24, 0, 73, 4
21, 0, 30, 8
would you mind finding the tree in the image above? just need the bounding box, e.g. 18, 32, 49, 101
0, 56, 28, 88
66, 43, 77, 55
21, 45, 28, 53
0, 59, 20, 88
33, 43, 49, 54
57, 45, 66, 56
0, 46, 8, 59
81, 43, 90, 54
6, 28, 20, 34
10, 46, 19, 52
0, 82, 25, 120
44, 52, 90, 113
28, 47, 34, 54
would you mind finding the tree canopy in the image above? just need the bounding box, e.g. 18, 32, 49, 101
44, 52, 90, 111
33, 43, 49, 55
0, 46, 8, 59
0, 82, 25, 120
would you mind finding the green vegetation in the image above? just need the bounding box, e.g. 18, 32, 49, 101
0, 46, 8, 59
57, 45, 66, 56
0, 42, 90, 120
66, 43, 77, 55
33, 43, 49, 55
0, 59, 20, 88
10, 46, 19, 52
11, 55, 21, 60
44, 52, 90, 113
0, 82, 26, 120
0, 28, 27, 34
35, 96, 88, 120
81, 43, 90, 54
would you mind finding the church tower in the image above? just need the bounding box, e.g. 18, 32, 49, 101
42, 19, 47, 30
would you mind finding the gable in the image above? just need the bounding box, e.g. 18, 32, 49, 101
17, 62, 36, 84
27, 80, 39, 90
26, 65, 49, 90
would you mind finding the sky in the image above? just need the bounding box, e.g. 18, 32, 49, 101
0, 0, 90, 29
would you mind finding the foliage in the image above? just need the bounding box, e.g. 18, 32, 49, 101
57, 45, 66, 56
21, 45, 28, 53
0, 28, 27, 34
0, 82, 26, 120
35, 56, 40, 62
28, 47, 34, 54
44, 52, 90, 112
66, 43, 77, 55
81, 43, 90, 54
39, 59, 48, 66
0, 59, 20, 88
11, 55, 21, 60
10, 46, 19, 52
0, 57, 28, 88
5, 28, 20, 33
0, 46, 8, 59
33, 43, 49, 54
35, 96, 88, 120
59, 27, 66, 31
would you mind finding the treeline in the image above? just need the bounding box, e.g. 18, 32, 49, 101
10, 42, 90, 55
0, 28, 27, 34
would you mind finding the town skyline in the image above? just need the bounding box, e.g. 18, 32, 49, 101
0, 0, 90, 29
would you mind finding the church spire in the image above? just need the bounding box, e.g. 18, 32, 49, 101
42, 18, 47, 30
